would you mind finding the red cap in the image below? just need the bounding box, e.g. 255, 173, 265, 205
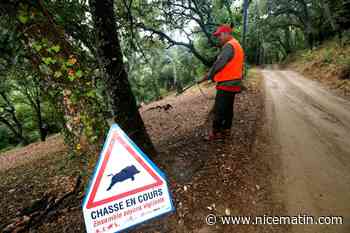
213, 25, 232, 36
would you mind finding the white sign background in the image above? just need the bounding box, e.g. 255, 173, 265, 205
82, 124, 174, 233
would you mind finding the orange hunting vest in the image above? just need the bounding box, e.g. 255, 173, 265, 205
213, 38, 244, 82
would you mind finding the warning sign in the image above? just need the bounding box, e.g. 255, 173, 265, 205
82, 124, 174, 233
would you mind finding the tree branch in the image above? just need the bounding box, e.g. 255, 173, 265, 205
137, 23, 212, 66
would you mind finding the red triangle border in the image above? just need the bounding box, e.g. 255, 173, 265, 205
86, 132, 163, 209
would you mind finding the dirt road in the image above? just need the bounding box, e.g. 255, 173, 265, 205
262, 70, 350, 232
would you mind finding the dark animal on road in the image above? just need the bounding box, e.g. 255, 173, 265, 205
107, 165, 140, 191
146, 104, 173, 112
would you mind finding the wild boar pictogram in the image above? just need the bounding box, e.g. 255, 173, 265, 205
106, 165, 140, 191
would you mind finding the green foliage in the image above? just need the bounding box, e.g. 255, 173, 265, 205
17, 4, 29, 24
75, 69, 83, 78
42, 57, 57, 65
54, 71, 63, 78
32, 42, 43, 52
49, 45, 61, 53
243, 0, 350, 64
39, 63, 53, 75
0, 126, 11, 151
321, 49, 334, 64
301, 50, 315, 62
338, 54, 350, 68
341, 30, 350, 45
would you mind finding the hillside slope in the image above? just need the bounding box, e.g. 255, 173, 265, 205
286, 39, 350, 97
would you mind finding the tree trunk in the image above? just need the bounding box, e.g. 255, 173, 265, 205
0, 116, 27, 144
300, 0, 314, 48
22, 86, 46, 141
322, 0, 337, 31
151, 59, 161, 100
89, 0, 156, 157
35, 97, 47, 141
0, 92, 28, 144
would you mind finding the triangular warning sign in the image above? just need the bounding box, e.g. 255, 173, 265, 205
85, 132, 163, 209
82, 124, 174, 233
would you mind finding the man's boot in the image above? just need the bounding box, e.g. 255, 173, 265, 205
205, 131, 225, 141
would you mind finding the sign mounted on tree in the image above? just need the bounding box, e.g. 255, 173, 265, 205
82, 124, 174, 233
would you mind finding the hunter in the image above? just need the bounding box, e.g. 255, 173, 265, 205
200, 24, 244, 140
